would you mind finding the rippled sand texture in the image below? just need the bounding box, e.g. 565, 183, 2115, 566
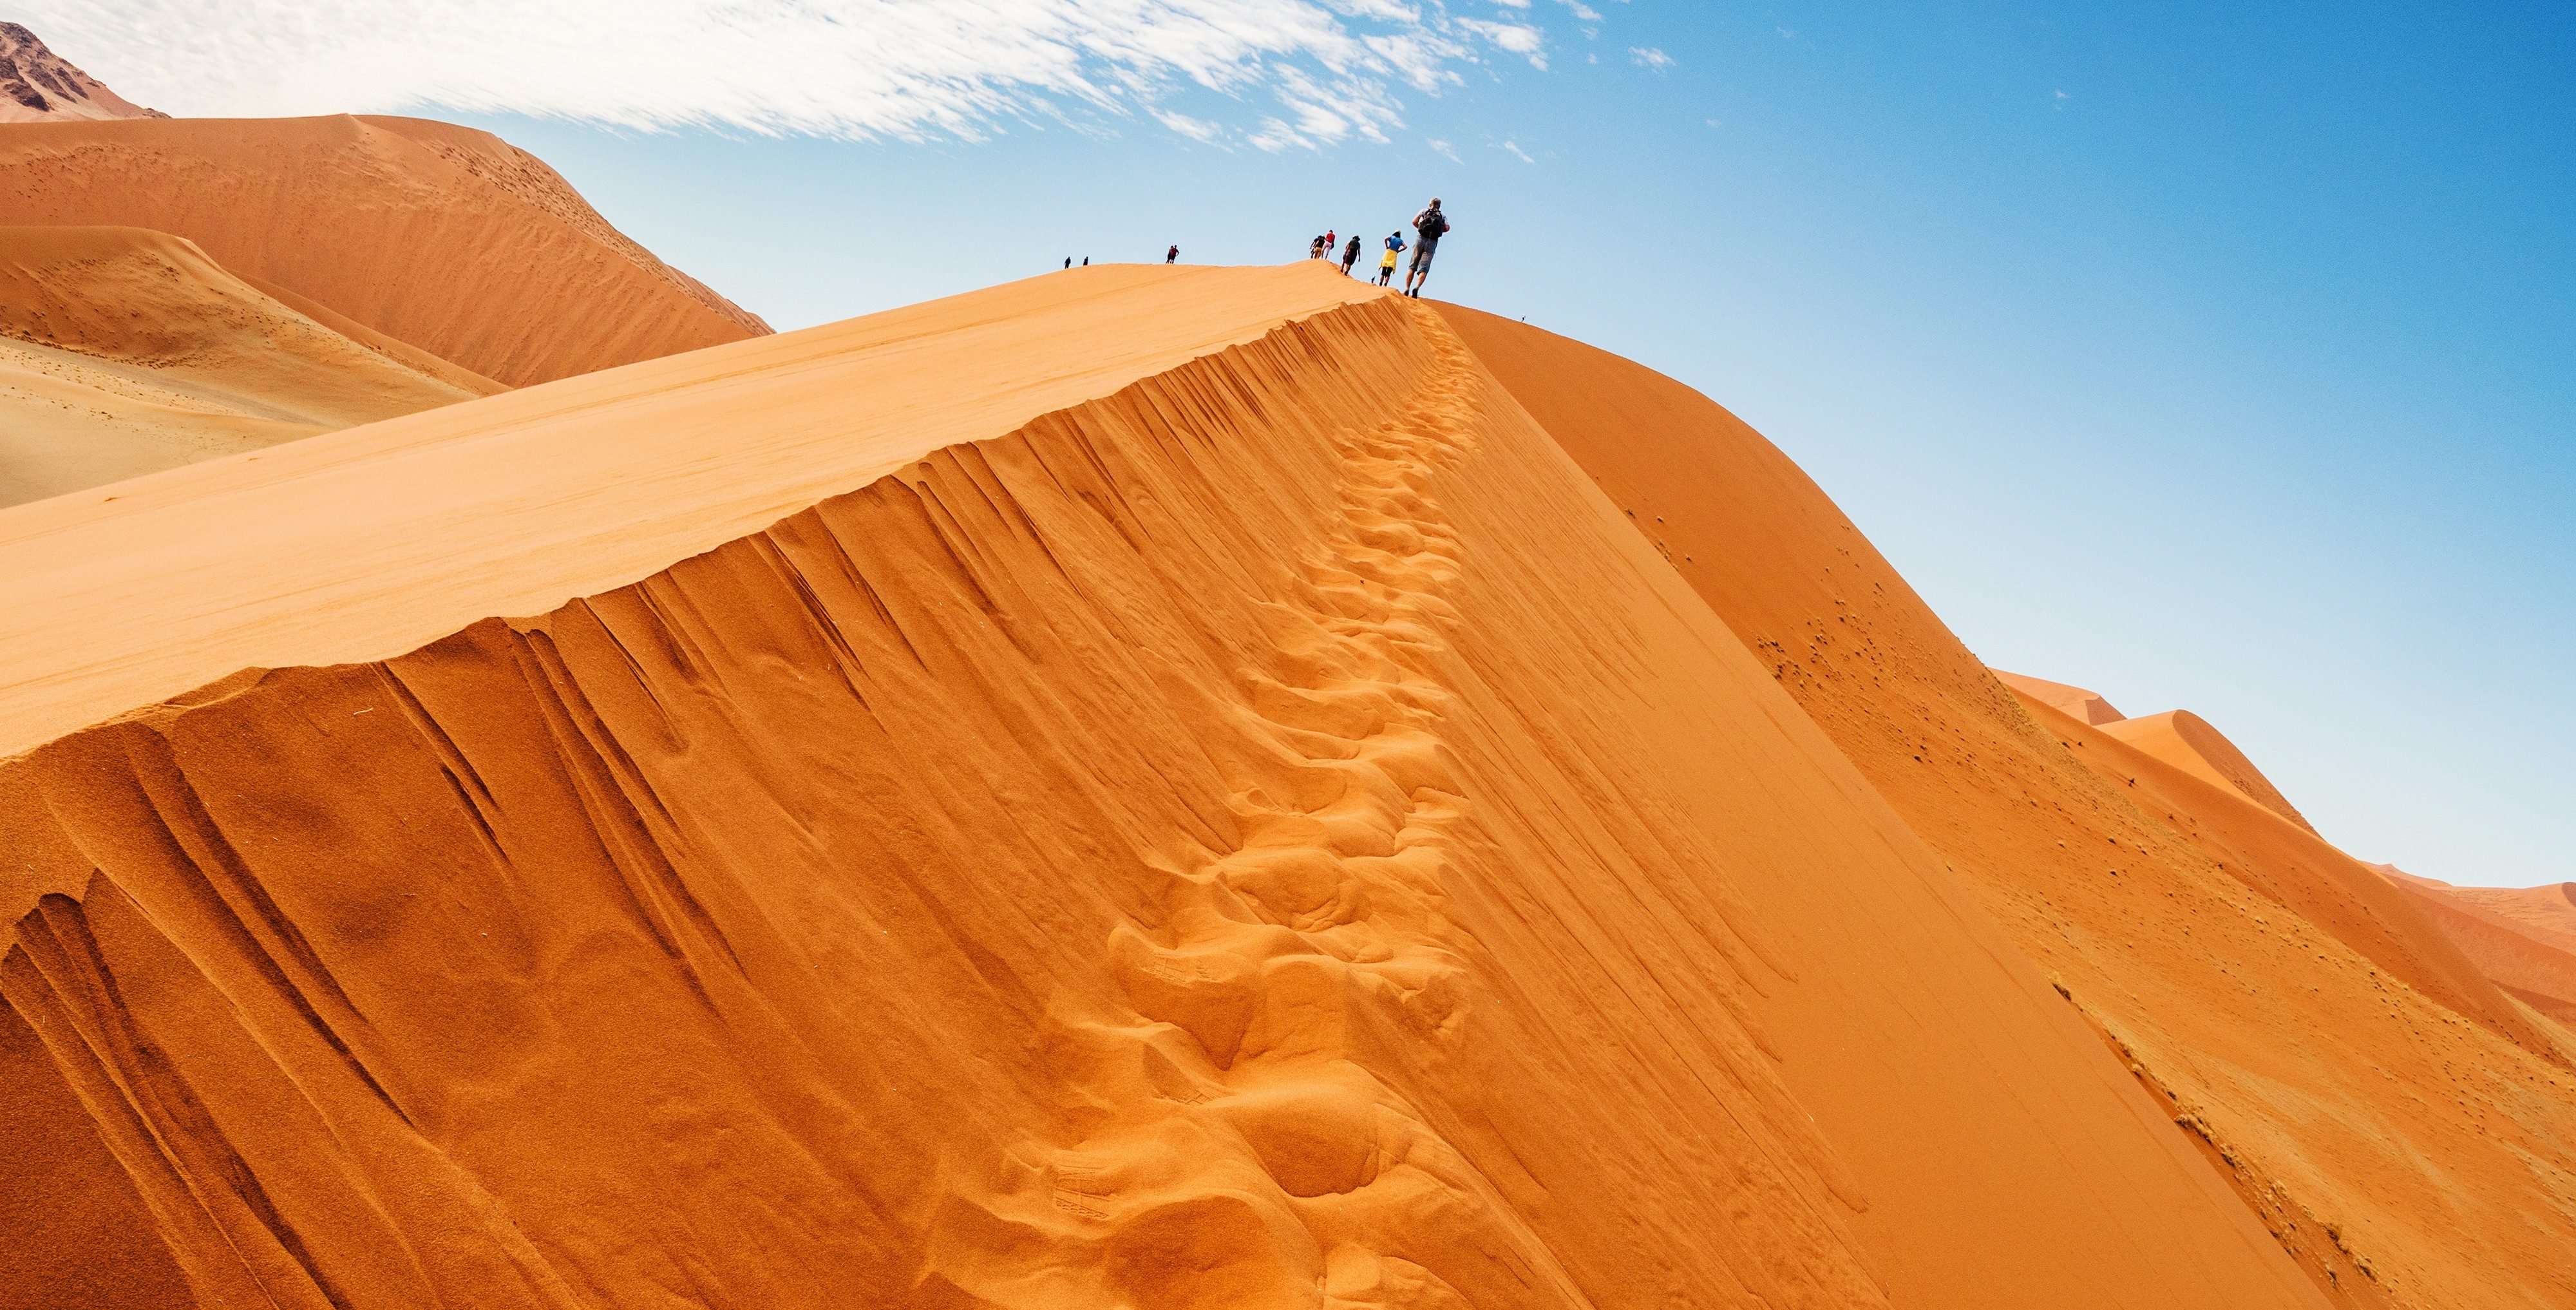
1, 271, 2331, 1308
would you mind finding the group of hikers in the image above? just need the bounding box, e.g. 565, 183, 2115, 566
1070, 198, 1456, 296
1308, 198, 1452, 297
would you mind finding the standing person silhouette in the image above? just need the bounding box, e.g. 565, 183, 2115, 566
1166, 245, 1179, 264
1340, 235, 1362, 276
1377, 231, 1405, 286
1309, 234, 1327, 260
1404, 198, 1450, 298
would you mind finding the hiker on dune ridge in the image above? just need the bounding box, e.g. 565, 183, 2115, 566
1404, 198, 1450, 298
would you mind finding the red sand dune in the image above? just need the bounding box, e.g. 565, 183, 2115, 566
1, 267, 2338, 1309
0, 225, 489, 506
1436, 302, 2576, 1309
0, 115, 767, 386
1994, 670, 2127, 725
2376, 867, 2576, 1027
0, 24, 161, 124
2101, 707, 2320, 834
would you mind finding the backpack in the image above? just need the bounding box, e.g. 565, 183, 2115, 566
1415, 208, 1448, 240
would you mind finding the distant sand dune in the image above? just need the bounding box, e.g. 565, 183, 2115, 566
2100, 708, 2319, 834
0, 225, 484, 505
0, 115, 767, 387
1994, 670, 2127, 725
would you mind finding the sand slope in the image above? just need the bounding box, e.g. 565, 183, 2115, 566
2102, 707, 2320, 833
1, 265, 2332, 1309
0, 225, 486, 506
0, 115, 767, 385
1437, 302, 2576, 1310
1994, 670, 2127, 724
0, 24, 162, 124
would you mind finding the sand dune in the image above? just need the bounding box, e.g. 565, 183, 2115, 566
1438, 302, 2576, 1309
0, 115, 767, 386
0, 265, 2340, 1309
0, 24, 162, 124
2101, 707, 2320, 834
1994, 670, 2127, 724
2375, 867, 2576, 1026
0, 225, 486, 506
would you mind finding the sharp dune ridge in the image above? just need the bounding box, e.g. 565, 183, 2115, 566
1, 245, 2567, 1310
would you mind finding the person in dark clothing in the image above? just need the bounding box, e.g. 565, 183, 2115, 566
1404, 198, 1451, 298
1340, 235, 1362, 276
1166, 245, 1179, 264
1064, 257, 1072, 269
1309, 234, 1327, 260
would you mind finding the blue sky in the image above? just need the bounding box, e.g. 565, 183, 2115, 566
58, 2, 2575, 886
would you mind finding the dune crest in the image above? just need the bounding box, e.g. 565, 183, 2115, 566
0, 24, 162, 124
1994, 670, 2126, 725
0, 115, 768, 386
2101, 708, 2318, 834
0, 269, 2341, 1309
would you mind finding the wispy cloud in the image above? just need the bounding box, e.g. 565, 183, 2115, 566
1629, 46, 1672, 70
1501, 138, 1535, 164
25, 0, 1587, 147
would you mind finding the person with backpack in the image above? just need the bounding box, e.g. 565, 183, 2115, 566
1340, 234, 1363, 276
1405, 198, 1451, 298
1309, 234, 1327, 260
1166, 245, 1179, 265
1377, 231, 1405, 286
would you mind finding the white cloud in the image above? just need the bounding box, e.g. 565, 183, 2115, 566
1501, 138, 1534, 164
1629, 46, 1672, 70
1454, 18, 1548, 69
25, 0, 1579, 144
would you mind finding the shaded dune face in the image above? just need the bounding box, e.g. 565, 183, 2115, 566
0, 115, 767, 386
0, 281, 2338, 1309
1435, 303, 2576, 1309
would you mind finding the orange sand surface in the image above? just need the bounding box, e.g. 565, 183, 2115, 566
1994, 670, 2126, 724
0, 225, 486, 505
1438, 302, 2576, 1310
1, 265, 2341, 1309
2101, 708, 2320, 834
0, 115, 766, 385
